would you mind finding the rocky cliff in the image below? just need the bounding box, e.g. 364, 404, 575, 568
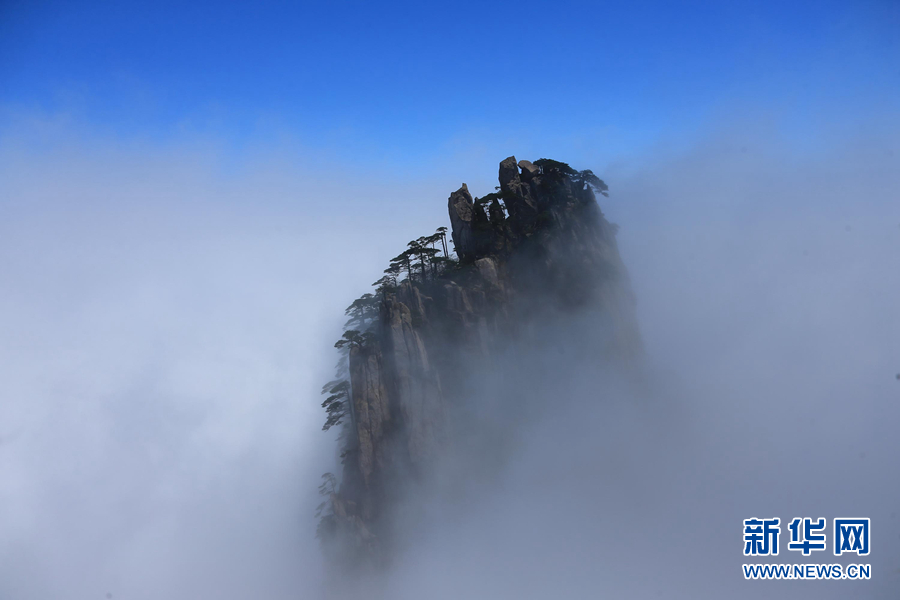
318, 156, 641, 564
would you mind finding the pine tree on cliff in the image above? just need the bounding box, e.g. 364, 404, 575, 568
320, 380, 350, 431
320, 329, 375, 432
406, 239, 427, 281
387, 250, 413, 283
315, 472, 337, 540
435, 226, 449, 257
344, 293, 379, 330
372, 275, 396, 298
534, 158, 609, 197
574, 169, 609, 197
334, 329, 374, 352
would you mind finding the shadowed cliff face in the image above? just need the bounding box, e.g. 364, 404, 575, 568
322, 157, 641, 568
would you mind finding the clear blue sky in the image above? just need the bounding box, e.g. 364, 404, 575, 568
1, 0, 897, 164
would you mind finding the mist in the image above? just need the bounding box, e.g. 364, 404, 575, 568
346, 121, 900, 599
1, 114, 898, 599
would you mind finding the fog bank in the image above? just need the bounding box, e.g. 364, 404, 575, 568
1, 117, 898, 598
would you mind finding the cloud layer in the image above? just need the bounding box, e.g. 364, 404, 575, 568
1, 113, 898, 598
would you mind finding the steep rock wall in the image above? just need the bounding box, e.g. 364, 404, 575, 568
327, 156, 640, 562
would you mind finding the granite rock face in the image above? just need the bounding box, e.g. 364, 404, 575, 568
324, 157, 640, 563
447, 184, 477, 262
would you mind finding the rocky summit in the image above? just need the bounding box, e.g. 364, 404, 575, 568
316, 156, 641, 566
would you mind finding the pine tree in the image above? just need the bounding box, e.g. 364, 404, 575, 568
315, 472, 338, 540
321, 380, 350, 431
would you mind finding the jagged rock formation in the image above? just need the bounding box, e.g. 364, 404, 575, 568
320, 156, 640, 564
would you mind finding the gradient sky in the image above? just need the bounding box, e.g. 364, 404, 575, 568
2, 0, 898, 166
2, 3, 900, 599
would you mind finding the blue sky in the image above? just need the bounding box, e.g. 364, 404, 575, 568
2, 4, 900, 598
2, 0, 897, 167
